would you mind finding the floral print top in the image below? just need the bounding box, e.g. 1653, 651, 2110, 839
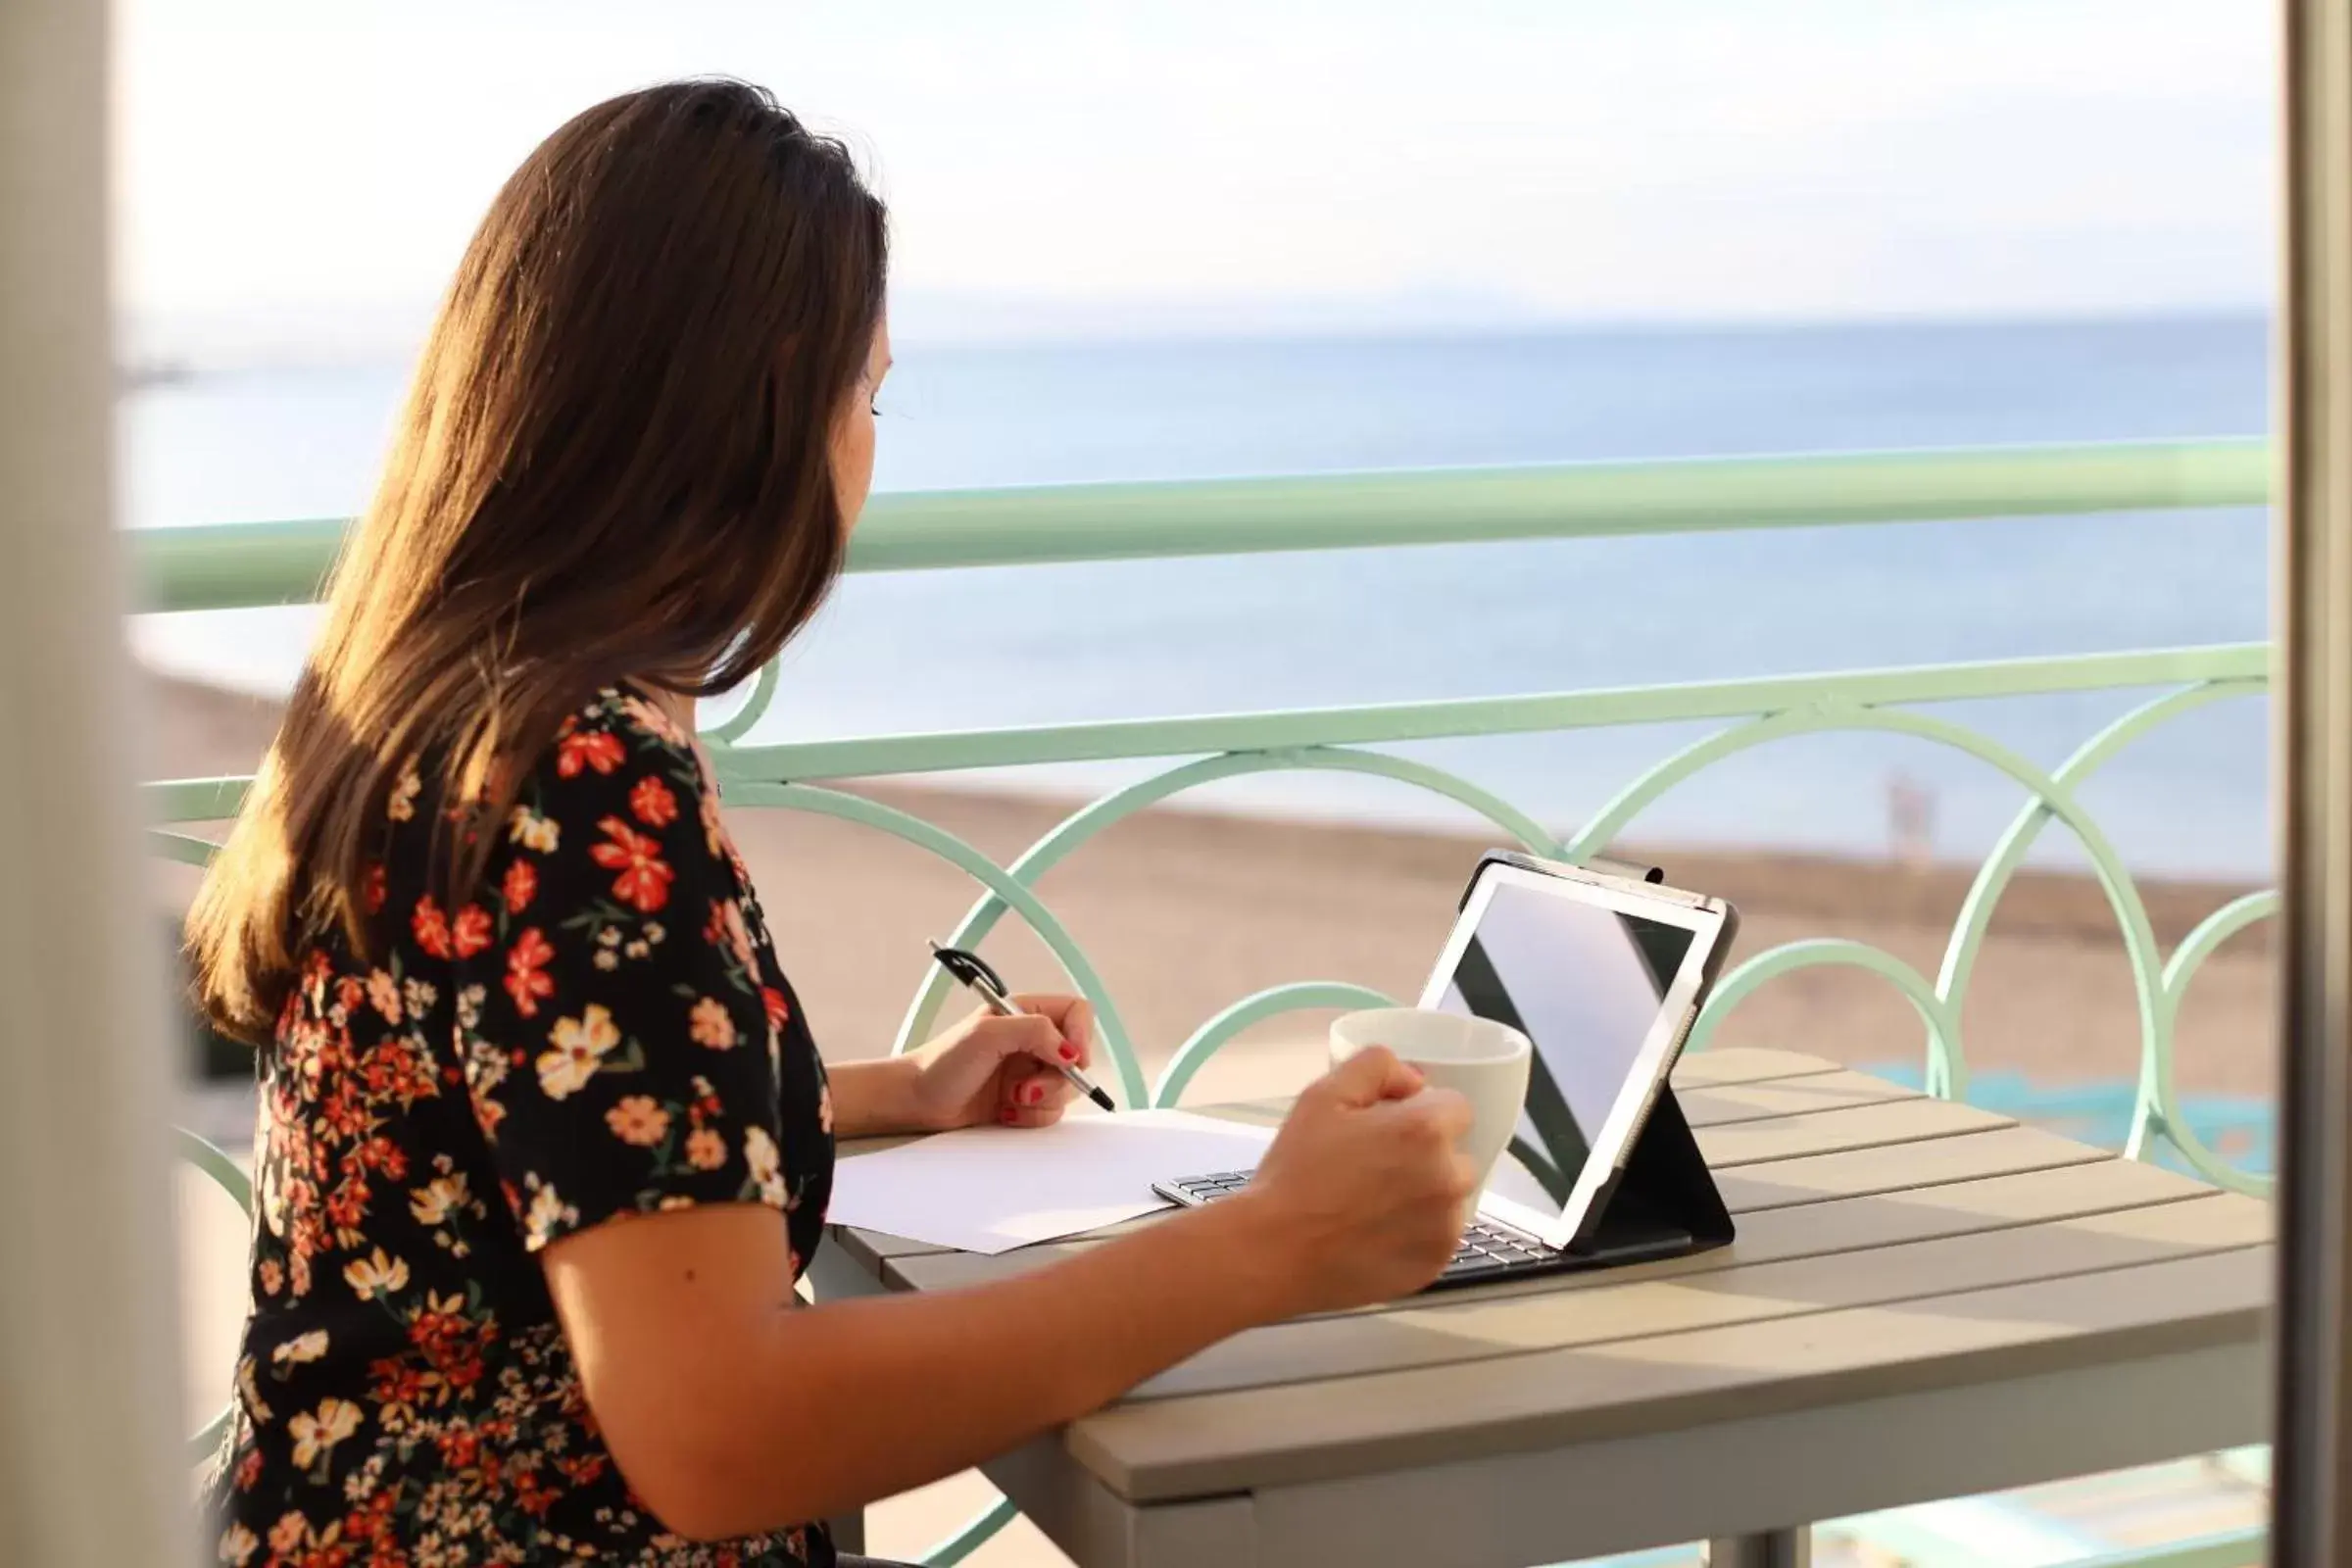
205, 687, 837, 1568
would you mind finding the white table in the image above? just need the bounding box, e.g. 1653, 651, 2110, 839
812, 1048, 2273, 1567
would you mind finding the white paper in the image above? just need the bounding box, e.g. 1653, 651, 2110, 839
827, 1108, 1275, 1255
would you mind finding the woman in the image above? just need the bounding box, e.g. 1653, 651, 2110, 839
190, 79, 1475, 1568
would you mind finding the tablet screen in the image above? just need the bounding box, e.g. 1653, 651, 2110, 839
1431, 876, 1696, 1210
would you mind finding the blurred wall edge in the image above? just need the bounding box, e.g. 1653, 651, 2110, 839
0, 0, 198, 1564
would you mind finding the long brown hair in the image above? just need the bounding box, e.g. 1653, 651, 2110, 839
188, 79, 888, 1043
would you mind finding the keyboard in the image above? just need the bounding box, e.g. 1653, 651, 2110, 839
1152, 1171, 1569, 1287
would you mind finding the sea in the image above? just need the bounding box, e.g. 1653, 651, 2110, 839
125, 312, 2275, 881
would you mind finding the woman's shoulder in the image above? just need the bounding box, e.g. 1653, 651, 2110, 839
510, 686, 711, 809
543, 684, 700, 774
499, 684, 735, 890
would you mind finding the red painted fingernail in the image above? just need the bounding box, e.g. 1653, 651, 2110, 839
1000, 1107, 1019, 1124
1059, 1044, 1079, 1061
1023, 1082, 1046, 1105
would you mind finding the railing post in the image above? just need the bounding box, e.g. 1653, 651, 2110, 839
0, 0, 194, 1563
2275, 0, 2352, 1560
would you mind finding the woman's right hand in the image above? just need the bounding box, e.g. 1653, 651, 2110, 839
1238, 1046, 1480, 1315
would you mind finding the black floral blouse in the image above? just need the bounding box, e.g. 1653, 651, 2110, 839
205, 687, 837, 1568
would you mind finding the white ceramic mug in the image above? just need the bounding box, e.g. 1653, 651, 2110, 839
1329, 1007, 1533, 1190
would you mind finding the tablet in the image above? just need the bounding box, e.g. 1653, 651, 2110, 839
1422, 857, 1736, 1251
1153, 855, 1738, 1290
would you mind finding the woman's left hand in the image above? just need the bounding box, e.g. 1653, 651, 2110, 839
902, 995, 1098, 1132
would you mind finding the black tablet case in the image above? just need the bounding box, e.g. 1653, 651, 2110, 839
1455, 851, 1736, 1272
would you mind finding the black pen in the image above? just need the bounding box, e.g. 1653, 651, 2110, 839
927, 940, 1117, 1112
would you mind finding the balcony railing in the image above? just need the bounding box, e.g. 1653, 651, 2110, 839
150, 436, 2275, 1567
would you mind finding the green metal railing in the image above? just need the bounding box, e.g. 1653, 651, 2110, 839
153, 437, 2277, 1567
138, 437, 2268, 613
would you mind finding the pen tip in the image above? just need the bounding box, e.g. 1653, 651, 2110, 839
1089, 1087, 1117, 1112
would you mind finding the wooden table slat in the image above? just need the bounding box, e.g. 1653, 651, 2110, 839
1070, 1245, 2273, 1501
1282, 1152, 2220, 1326
1676, 1069, 1917, 1128
878, 1128, 2170, 1296
1129, 1186, 2268, 1401
1714, 1123, 2109, 1212
1658, 1047, 1842, 1087
1696, 1095, 2011, 1167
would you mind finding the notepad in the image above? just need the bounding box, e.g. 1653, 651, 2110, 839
826, 1109, 1277, 1255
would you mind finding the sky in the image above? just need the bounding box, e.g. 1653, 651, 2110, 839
116, 0, 2277, 353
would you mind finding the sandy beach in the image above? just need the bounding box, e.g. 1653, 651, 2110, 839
154, 671, 2275, 1564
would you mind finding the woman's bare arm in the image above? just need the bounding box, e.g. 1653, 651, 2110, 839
540, 1048, 1473, 1542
